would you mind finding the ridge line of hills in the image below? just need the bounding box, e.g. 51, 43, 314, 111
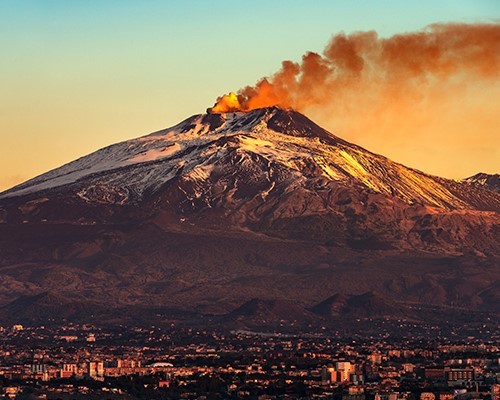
0, 107, 498, 329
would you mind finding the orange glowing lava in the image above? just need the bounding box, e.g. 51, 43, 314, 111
208, 92, 243, 113
206, 23, 500, 178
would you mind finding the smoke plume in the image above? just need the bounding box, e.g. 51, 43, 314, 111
210, 23, 500, 112
209, 23, 500, 178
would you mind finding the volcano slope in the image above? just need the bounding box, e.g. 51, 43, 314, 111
0, 107, 498, 328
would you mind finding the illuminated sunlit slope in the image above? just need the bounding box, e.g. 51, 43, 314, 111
0, 107, 499, 322
1, 107, 497, 213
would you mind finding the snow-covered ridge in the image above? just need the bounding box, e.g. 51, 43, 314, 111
461, 173, 500, 193
0, 107, 493, 210
0, 111, 262, 199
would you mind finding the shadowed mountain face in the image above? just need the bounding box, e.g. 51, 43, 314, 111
222, 298, 320, 330
311, 292, 399, 317
0, 107, 498, 328
0, 292, 104, 321
462, 173, 500, 193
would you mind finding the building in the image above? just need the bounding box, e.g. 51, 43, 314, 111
4, 387, 20, 399
60, 363, 78, 378
336, 361, 354, 382
420, 393, 436, 400
446, 368, 474, 386
425, 367, 447, 381
491, 384, 500, 400
31, 364, 47, 374
88, 361, 104, 378
402, 363, 415, 373
351, 373, 365, 384
321, 365, 337, 383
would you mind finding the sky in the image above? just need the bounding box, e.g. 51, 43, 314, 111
0, 0, 499, 191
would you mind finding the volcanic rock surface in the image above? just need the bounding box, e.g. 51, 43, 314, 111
462, 173, 500, 193
0, 107, 498, 328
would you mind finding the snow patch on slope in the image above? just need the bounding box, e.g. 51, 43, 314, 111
0, 108, 486, 210
127, 143, 182, 163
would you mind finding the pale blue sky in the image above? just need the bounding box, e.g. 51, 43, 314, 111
0, 1, 498, 189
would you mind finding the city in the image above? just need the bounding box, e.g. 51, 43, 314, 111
1, 321, 499, 399
0, 2, 499, 400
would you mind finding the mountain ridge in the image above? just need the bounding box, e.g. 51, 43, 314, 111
462, 172, 500, 193
2, 108, 498, 212
0, 107, 498, 328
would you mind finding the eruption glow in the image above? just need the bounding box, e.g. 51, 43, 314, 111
210, 23, 500, 113
208, 23, 500, 178
209, 92, 243, 113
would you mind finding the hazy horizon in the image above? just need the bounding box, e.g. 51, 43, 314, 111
1, 1, 499, 191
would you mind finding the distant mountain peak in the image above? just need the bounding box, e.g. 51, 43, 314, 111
310, 292, 402, 318
1, 108, 498, 214
0, 109, 499, 327
462, 172, 500, 193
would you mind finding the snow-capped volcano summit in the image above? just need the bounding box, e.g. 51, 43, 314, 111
0, 108, 498, 325
2, 107, 497, 213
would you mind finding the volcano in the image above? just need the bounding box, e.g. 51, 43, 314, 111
0, 107, 498, 328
